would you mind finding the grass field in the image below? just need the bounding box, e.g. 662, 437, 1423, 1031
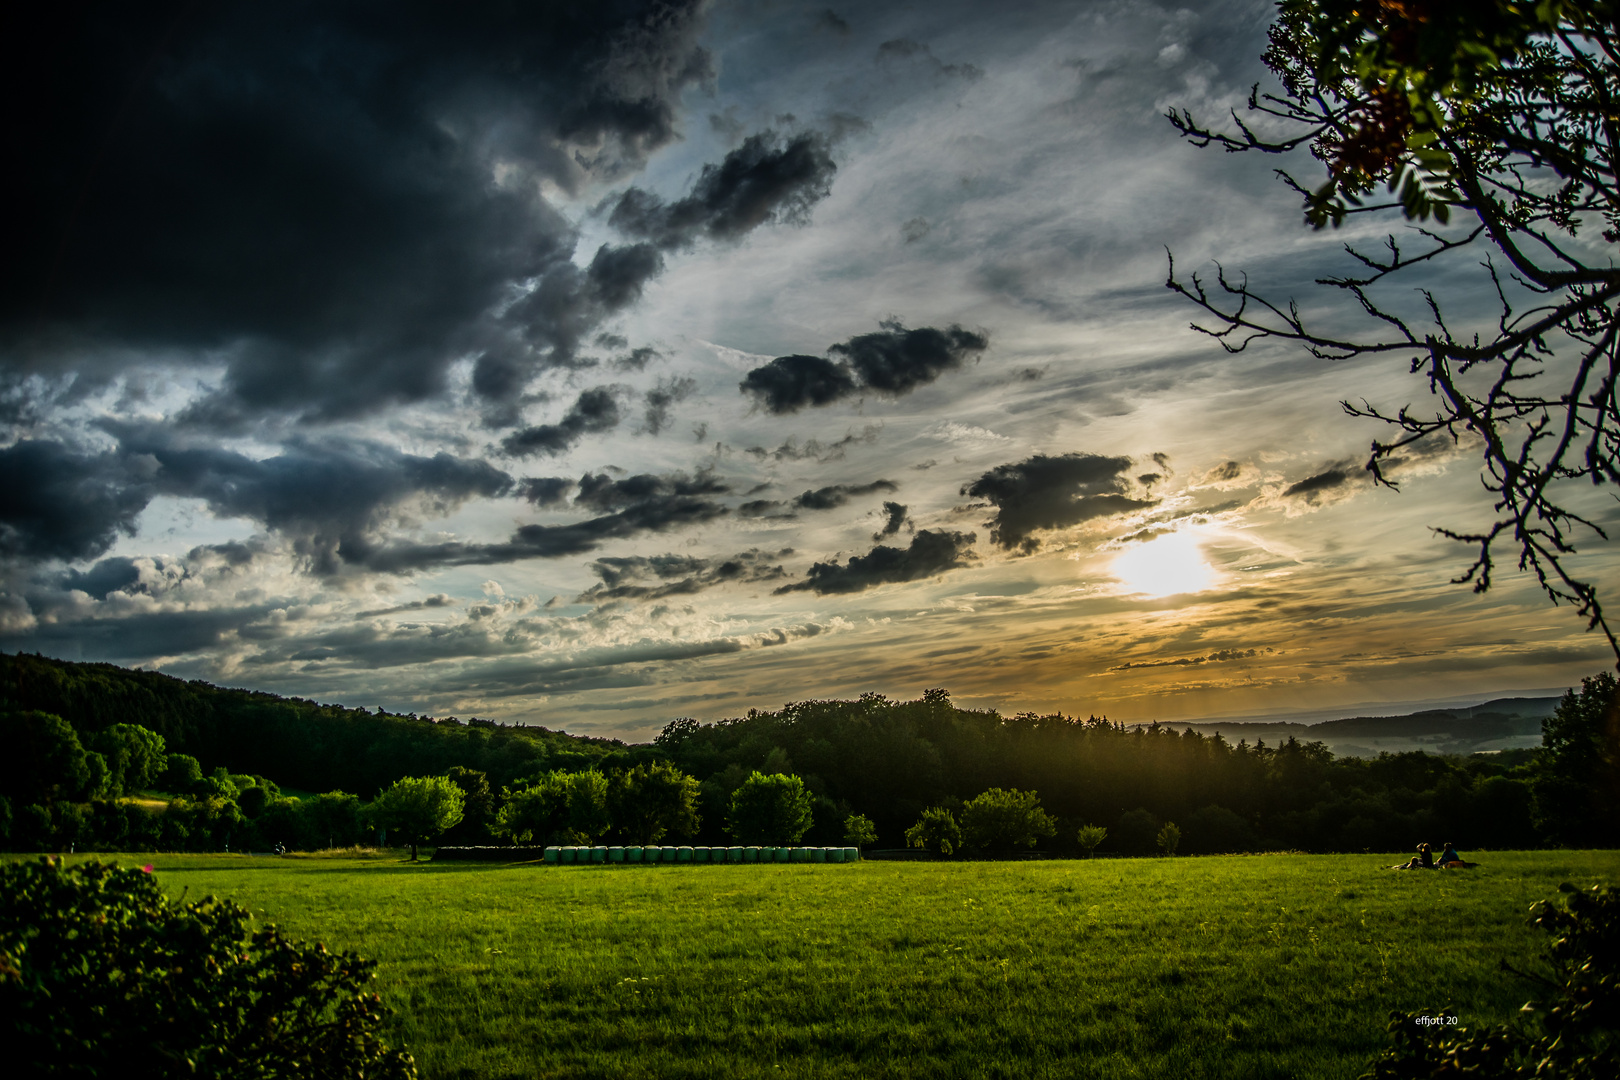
47, 849, 1620, 1079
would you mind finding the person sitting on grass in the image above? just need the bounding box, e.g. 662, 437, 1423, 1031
1437, 842, 1477, 869
1392, 843, 1435, 870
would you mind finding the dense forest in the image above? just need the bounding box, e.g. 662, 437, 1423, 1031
2, 652, 1615, 856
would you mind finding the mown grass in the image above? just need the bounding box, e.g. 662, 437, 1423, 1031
50, 849, 1620, 1079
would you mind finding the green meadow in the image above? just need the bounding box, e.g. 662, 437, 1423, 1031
58, 850, 1620, 1079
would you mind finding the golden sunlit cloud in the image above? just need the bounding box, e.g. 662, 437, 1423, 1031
1111, 531, 1219, 598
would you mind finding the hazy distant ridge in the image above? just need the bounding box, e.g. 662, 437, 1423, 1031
1133, 697, 1560, 757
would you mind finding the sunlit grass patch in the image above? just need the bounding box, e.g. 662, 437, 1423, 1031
59, 850, 1620, 1079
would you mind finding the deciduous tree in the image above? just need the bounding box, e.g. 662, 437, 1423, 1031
905, 807, 963, 856
726, 771, 813, 845
1169, 0, 1620, 655
368, 776, 464, 861
609, 761, 701, 845
960, 788, 1056, 853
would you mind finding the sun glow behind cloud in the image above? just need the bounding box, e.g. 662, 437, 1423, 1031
1111, 532, 1219, 598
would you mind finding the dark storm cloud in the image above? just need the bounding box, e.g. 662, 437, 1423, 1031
517, 477, 576, 507
738, 322, 988, 413
346, 469, 734, 574
1283, 468, 1350, 499
738, 355, 859, 414
0, 603, 285, 662
735, 479, 897, 519
5, 2, 718, 423
0, 440, 154, 560
792, 480, 898, 510
501, 388, 623, 457
1, 429, 515, 571
578, 548, 789, 602
875, 501, 910, 539
574, 470, 729, 512
830, 322, 990, 395
608, 130, 837, 249
59, 557, 143, 600
963, 453, 1158, 552
128, 432, 515, 574
775, 529, 975, 595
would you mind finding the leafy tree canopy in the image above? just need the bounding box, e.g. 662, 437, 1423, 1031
726, 771, 813, 845
609, 761, 701, 846
368, 776, 464, 861
960, 788, 1057, 852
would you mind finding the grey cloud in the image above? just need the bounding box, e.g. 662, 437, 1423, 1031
500, 387, 623, 457
355, 595, 456, 618
775, 528, 975, 595
608, 130, 837, 250
815, 9, 852, 34
739, 321, 988, 413
875, 501, 910, 539
8, 2, 713, 424
901, 217, 931, 242
876, 38, 983, 81
963, 453, 1158, 552
744, 427, 881, 463
578, 548, 790, 602
641, 376, 698, 435
792, 480, 898, 510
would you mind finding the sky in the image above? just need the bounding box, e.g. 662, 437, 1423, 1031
3, 0, 1615, 742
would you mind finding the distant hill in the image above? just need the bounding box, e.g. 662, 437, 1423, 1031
1129, 696, 1560, 757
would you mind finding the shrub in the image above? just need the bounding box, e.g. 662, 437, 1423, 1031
961, 788, 1056, 853
1364, 883, 1618, 1079
0, 857, 416, 1078
905, 807, 963, 855
1155, 822, 1181, 856
1075, 824, 1107, 857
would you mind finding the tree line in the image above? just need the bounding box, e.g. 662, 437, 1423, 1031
2, 653, 1614, 856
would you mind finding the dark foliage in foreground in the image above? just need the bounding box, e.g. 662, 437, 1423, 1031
1363, 883, 1618, 1079
0, 857, 416, 1078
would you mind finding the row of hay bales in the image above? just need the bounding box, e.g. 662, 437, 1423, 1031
543, 845, 860, 865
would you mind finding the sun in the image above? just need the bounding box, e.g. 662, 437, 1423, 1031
1111, 531, 1219, 598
